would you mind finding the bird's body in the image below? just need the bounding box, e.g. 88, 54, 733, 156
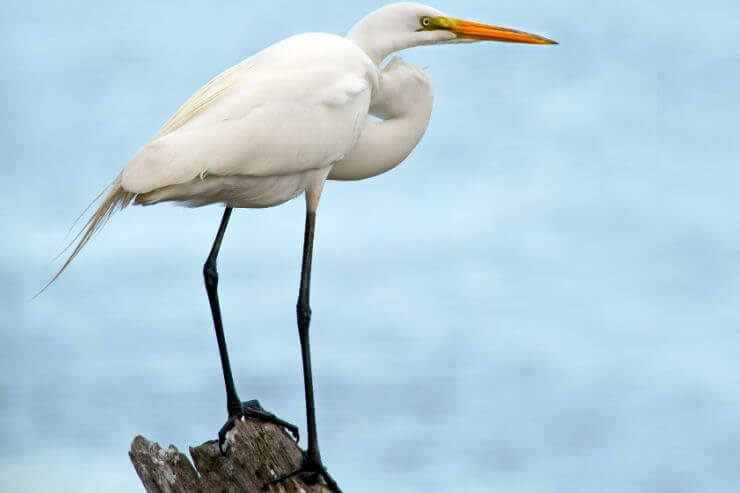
49, 3, 555, 490
122, 33, 435, 207
125, 33, 376, 208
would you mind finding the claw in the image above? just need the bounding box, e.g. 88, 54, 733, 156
264, 452, 342, 492
217, 400, 299, 455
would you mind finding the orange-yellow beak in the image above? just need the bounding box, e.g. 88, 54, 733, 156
450, 19, 557, 45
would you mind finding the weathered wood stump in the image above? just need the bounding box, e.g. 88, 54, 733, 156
129, 419, 333, 492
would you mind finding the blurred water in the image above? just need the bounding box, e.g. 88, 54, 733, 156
2, 1, 739, 492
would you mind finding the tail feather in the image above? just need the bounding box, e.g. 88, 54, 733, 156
51, 186, 109, 264
36, 177, 134, 297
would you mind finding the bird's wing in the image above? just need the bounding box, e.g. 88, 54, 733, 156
121, 34, 377, 195
153, 59, 255, 139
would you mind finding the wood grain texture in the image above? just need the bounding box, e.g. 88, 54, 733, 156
129, 419, 335, 492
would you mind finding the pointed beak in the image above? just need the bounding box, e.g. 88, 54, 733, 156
450, 19, 557, 45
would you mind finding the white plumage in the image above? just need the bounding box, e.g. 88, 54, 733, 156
329, 56, 434, 181
44, 5, 555, 488
123, 33, 377, 208
47, 2, 556, 283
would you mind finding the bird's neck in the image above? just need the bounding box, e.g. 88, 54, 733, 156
327, 90, 433, 182
347, 19, 415, 65
347, 37, 398, 66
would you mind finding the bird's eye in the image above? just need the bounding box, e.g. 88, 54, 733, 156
421, 17, 431, 27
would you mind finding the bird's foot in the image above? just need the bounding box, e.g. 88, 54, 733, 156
264, 451, 341, 492
218, 399, 299, 454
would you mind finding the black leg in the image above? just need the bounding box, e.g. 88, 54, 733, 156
203, 207, 299, 452
203, 207, 240, 413
266, 208, 341, 492
297, 209, 320, 464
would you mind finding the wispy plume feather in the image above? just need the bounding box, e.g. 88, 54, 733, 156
35, 175, 134, 297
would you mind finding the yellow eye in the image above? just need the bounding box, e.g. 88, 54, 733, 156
421, 17, 431, 27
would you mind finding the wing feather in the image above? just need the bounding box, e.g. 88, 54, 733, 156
121, 33, 377, 195
154, 60, 256, 138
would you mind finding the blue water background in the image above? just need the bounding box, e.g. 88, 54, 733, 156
2, 1, 739, 491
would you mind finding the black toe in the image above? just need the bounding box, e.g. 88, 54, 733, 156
264, 452, 341, 492
218, 400, 299, 454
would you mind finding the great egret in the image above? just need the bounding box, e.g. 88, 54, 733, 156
50, 2, 556, 490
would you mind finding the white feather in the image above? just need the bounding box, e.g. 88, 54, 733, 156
46, 1, 557, 322
121, 33, 377, 207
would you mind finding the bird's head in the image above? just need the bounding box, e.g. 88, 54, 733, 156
348, 2, 556, 65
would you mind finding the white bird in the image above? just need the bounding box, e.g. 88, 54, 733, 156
49, 3, 555, 490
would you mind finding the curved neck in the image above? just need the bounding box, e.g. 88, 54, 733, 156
328, 102, 432, 181
346, 4, 452, 65
348, 28, 409, 66
346, 4, 446, 65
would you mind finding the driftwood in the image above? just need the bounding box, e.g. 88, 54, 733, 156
129, 419, 334, 492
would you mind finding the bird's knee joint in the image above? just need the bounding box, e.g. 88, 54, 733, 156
203, 259, 219, 287
296, 301, 312, 329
